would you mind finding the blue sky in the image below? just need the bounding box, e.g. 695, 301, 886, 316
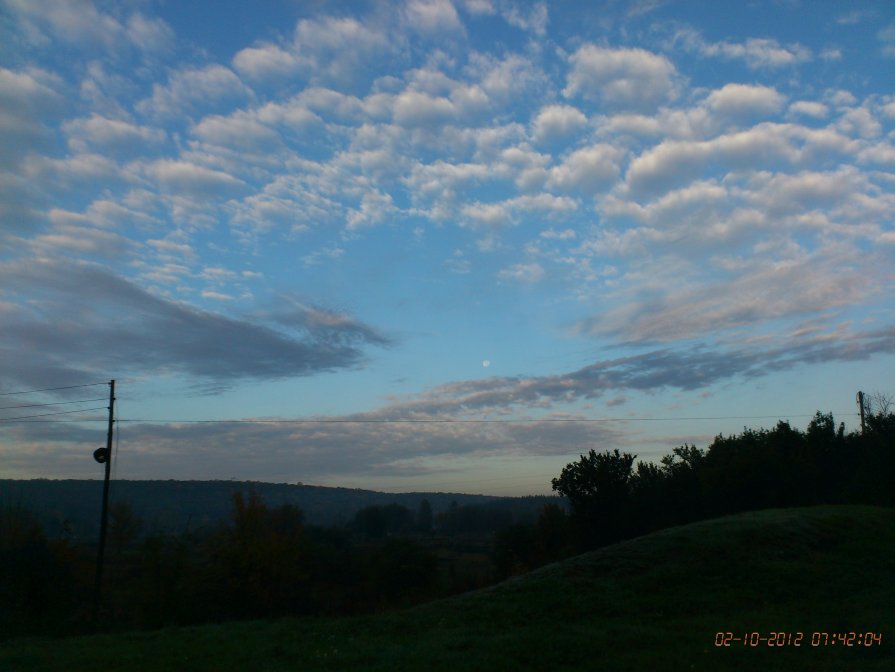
1, 0, 893, 495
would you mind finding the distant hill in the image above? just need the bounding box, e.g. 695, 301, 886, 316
0, 479, 559, 538
3, 505, 892, 671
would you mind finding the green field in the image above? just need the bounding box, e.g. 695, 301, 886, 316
3, 505, 893, 671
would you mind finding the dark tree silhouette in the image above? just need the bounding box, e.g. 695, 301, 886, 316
552, 449, 636, 547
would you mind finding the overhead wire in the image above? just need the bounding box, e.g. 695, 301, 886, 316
0, 406, 109, 423
112, 412, 858, 425
0, 397, 108, 411
0, 382, 107, 396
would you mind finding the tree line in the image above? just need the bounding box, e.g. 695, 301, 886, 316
496, 404, 895, 574
2, 402, 893, 638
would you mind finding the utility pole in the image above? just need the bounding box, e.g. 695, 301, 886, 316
856, 390, 866, 435
92, 379, 115, 625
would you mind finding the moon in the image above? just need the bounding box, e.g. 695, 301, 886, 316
482, 359, 491, 368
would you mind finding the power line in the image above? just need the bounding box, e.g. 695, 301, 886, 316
113, 412, 858, 425
0, 406, 109, 423
0, 382, 108, 397
0, 397, 107, 411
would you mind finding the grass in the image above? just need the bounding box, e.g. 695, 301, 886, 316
3, 505, 893, 671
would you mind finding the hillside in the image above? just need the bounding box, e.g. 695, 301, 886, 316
0, 479, 539, 538
2, 505, 892, 671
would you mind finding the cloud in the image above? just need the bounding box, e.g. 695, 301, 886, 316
0, 67, 65, 167
125, 13, 175, 54
368, 324, 895, 418
404, 0, 464, 34
531, 104, 588, 143
138, 65, 254, 119
5, 408, 622, 482
674, 29, 812, 69
191, 111, 282, 152
0, 259, 390, 392
788, 101, 829, 119
146, 160, 250, 197
498, 261, 544, 283
6, 0, 174, 55
393, 91, 458, 127
232, 44, 301, 82
63, 114, 167, 152
706, 83, 786, 119
500, 1, 548, 35
878, 22, 895, 58
474, 53, 548, 106
29, 222, 133, 258
547, 144, 624, 193
563, 45, 677, 110
623, 122, 858, 197
6, 0, 125, 50
579, 252, 872, 344
293, 16, 393, 88
461, 201, 511, 228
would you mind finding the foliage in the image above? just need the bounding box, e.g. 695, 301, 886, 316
4, 506, 894, 672
551, 448, 636, 547
550, 407, 895, 555
0, 507, 82, 638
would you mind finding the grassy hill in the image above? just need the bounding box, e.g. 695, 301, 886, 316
2, 505, 893, 671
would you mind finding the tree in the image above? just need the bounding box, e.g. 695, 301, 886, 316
416, 499, 433, 533
552, 449, 636, 548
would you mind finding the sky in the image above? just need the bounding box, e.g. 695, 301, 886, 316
1, 0, 894, 496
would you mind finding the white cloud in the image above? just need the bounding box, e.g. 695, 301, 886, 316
706, 83, 786, 118
0, 66, 64, 115
548, 144, 624, 193
507, 193, 577, 214
293, 16, 392, 87
192, 111, 281, 152
146, 160, 250, 197
540, 228, 576, 240
24, 152, 123, 186
393, 91, 457, 127
462, 0, 496, 14
8, 1, 174, 55
256, 98, 322, 129
125, 13, 174, 54
147, 238, 196, 259
498, 261, 544, 283
586, 253, 870, 343
745, 167, 870, 217
232, 44, 301, 82
564, 45, 677, 110
500, 1, 548, 35
295, 87, 366, 124
138, 65, 253, 119
31, 223, 132, 257
0, 67, 65, 166
201, 290, 233, 301
788, 101, 829, 119
7, 0, 124, 50
404, 0, 464, 33
531, 104, 587, 143
461, 201, 511, 228
624, 123, 858, 197
63, 114, 166, 152
835, 107, 882, 138
878, 22, 895, 58
475, 53, 548, 106
674, 29, 812, 69
346, 189, 396, 229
